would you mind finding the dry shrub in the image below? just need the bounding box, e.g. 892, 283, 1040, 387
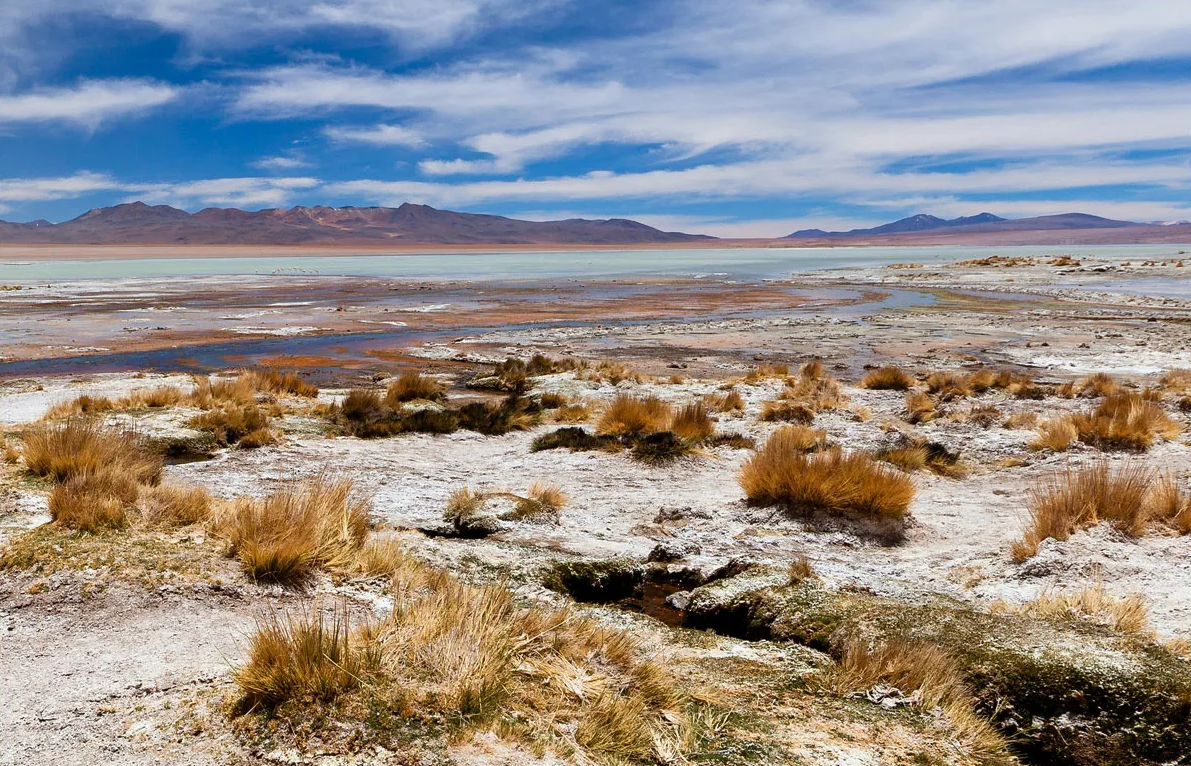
767, 424, 828, 453
904, 391, 937, 424
49, 469, 139, 531
788, 555, 817, 584
24, 420, 162, 484
781, 370, 846, 412
138, 483, 212, 527
955, 403, 1002, 427
224, 478, 370, 583
538, 392, 568, 408
1069, 392, 1179, 451
597, 395, 672, 436
1028, 417, 1078, 451
514, 482, 568, 519
1078, 372, 1119, 398
828, 636, 1008, 761
2, 439, 20, 464
45, 394, 116, 419
576, 359, 646, 385
1158, 368, 1191, 395
799, 359, 824, 379
188, 374, 257, 408
385, 371, 445, 404
236, 604, 367, 711
1148, 474, 1191, 534
552, 402, 592, 424
190, 403, 275, 447
925, 371, 969, 399
1012, 462, 1152, 561
669, 403, 714, 442
876, 446, 928, 472
860, 366, 913, 391
991, 585, 1151, 636
702, 388, 745, 412
740, 439, 914, 529
1003, 411, 1038, 429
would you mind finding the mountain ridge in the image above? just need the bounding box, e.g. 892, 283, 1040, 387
0, 202, 712, 246
786, 212, 1137, 239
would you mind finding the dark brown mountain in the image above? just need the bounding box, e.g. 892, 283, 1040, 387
0, 202, 712, 245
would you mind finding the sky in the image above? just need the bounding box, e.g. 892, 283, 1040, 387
0, 0, 1189, 237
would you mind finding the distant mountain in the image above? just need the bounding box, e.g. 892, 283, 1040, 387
786, 212, 1137, 239
0, 202, 713, 246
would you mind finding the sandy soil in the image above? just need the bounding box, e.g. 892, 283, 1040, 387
3, 253, 1191, 765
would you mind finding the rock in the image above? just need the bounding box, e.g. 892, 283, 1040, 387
645, 541, 701, 563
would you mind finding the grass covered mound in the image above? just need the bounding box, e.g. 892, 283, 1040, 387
329, 390, 542, 438
683, 574, 1191, 766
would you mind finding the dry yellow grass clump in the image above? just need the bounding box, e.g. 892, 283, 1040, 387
1158, 368, 1191, 395
669, 402, 715, 442
759, 399, 814, 424
24, 419, 162, 485
991, 585, 1151, 636
741, 363, 789, 384
780, 366, 847, 413
1069, 392, 1179, 451
1149, 474, 1191, 534
49, 468, 140, 530
903, 391, 938, 424
385, 371, 446, 404
1012, 462, 1152, 561
860, 366, 914, 391
701, 388, 744, 412
925, 371, 970, 399
740, 434, 913, 532
1028, 417, 1078, 451
221, 478, 370, 583
235, 555, 701, 763
242, 369, 319, 398
1003, 411, 1039, 429
596, 395, 673, 436
190, 402, 278, 448
1078, 372, 1119, 398
551, 402, 592, 423
828, 636, 1008, 761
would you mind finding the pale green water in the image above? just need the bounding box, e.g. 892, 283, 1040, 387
2, 244, 1187, 282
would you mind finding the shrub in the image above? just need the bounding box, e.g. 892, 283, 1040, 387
669, 402, 714, 442
190, 403, 274, 447
1012, 462, 1152, 561
597, 395, 672, 436
511, 482, 568, 519
925, 372, 969, 399
24, 420, 162, 484
860, 366, 913, 391
456, 395, 539, 435
706, 432, 755, 449
799, 359, 824, 379
740, 439, 914, 531
631, 431, 690, 463
225, 478, 370, 583
48, 469, 139, 531
1149, 474, 1191, 534
766, 424, 827, 453
538, 392, 568, 408
531, 427, 620, 453
552, 402, 592, 423
760, 399, 814, 424
1078, 372, 1119, 398
1070, 392, 1179, 451
385, 371, 445, 404
781, 371, 846, 412
1003, 411, 1038, 429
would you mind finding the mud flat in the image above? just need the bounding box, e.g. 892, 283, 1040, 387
2, 250, 1191, 765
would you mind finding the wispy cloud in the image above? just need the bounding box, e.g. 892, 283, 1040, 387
130, 176, 321, 208
0, 80, 177, 126
324, 124, 424, 147
0, 171, 122, 202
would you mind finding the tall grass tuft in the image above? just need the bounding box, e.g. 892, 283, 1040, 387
24, 419, 162, 484
1069, 392, 1179, 451
860, 366, 913, 391
385, 371, 446, 404
669, 402, 715, 442
48, 468, 139, 531
596, 395, 673, 436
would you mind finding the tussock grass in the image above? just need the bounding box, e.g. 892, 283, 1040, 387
827, 636, 1009, 762
538, 392, 568, 408
925, 371, 969, 399
1012, 462, 1152, 561
189, 403, 277, 448
741, 363, 789, 384
531, 426, 620, 453
799, 359, 824, 379
138, 483, 212, 528
740, 436, 913, 532
1078, 372, 1119, 398
1029, 417, 1078, 451
876, 446, 928, 472
222, 478, 370, 583
952, 403, 1002, 427
701, 388, 744, 412
242, 370, 319, 398
669, 403, 714, 442
510, 482, 568, 520
2, 439, 20, 464
597, 395, 673, 436
1003, 411, 1038, 429
788, 555, 817, 584
760, 399, 815, 424
630, 431, 691, 464
780, 368, 846, 412
1149, 474, 1191, 534
551, 402, 592, 423
903, 391, 938, 424
385, 371, 445, 404
235, 554, 701, 763
333, 389, 539, 438
860, 366, 913, 391
875, 437, 965, 477
1069, 392, 1179, 451
766, 424, 828, 453
706, 432, 755, 449
991, 585, 1151, 636
574, 358, 646, 385
49, 469, 138, 531
1157, 368, 1191, 395
24, 420, 162, 484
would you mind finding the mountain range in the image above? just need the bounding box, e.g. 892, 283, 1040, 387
0, 202, 710, 246
1, 203, 1188, 246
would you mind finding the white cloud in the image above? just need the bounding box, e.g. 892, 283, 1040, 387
0, 80, 177, 126
324, 124, 424, 147
130, 176, 321, 208
250, 154, 312, 170
0, 171, 121, 201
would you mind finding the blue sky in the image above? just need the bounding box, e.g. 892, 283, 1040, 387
1, 0, 1189, 236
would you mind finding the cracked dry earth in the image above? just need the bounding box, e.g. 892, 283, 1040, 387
3, 254, 1191, 766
